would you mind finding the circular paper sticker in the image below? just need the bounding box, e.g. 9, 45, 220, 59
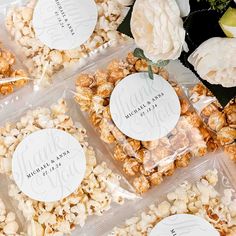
150, 214, 220, 236
12, 129, 86, 202
110, 73, 181, 141
32, 0, 98, 50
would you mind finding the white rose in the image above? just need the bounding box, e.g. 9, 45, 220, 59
116, 0, 134, 6
188, 37, 236, 88
130, 0, 186, 61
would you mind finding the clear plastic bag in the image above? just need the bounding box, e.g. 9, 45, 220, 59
0, 0, 130, 86
0, 77, 138, 236
188, 83, 236, 163
71, 43, 218, 194
0, 41, 31, 98
102, 151, 236, 236
0, 174, 25, 235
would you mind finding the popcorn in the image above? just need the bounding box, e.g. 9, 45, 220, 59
208, 111, 226, 132
217, 127, 236, 146
0, 99, 128, 235
74, 52, 214, 194
5, 0, 128, 82
0, 198, 21, 236
190, 83, 236, 162
109, 169, 236, 236
0, 43, 28, 96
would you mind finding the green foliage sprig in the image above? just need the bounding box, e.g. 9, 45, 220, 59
198, 0, 232, 11
133, 48, 169, 80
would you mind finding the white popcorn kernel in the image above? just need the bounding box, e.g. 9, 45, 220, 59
38, 212, 57, 225
0, 145, 7, 156
167, 192, 177, 202
3, 221, 19, 235
5, 212, 16, 223
205, 169, 218, 186
156, 201, 171, 218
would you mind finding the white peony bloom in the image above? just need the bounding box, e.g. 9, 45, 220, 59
116, 0, 134, 6
188, 37, 236, 88
130, 0, 186, 61
175, 0, 190, 17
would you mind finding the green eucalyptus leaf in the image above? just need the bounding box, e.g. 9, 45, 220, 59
133, 48, 148, 60
148, 65, 154, 80
154, 60, 170, 67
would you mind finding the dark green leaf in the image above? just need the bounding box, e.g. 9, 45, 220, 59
117, 5, 134, 38
148, 65, 154, 80
133, 48, 148, 60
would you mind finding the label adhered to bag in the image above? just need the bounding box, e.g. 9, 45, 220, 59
110, 73, 181, 141
149, 214, 219, 236
12, 129, 86, 202
32, 0, 98, 50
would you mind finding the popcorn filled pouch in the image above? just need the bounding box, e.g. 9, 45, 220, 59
0, 0, 130, 86
103, 151, 236, 236
188, 83, 236, 163
0, 78, 138, 236
71, 43, 218, 194
0, 40, 31, 98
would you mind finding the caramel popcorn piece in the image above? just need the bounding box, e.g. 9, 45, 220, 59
123, 158, 140, 176
133, 175, 150, 194
114, 144, 127, 162
224, 143, 236, 162
149, 171, 163, 186
76, 74, 95, 88
217, 127, 236, 145
208, 111, 226, 132
0, 44, 28, 95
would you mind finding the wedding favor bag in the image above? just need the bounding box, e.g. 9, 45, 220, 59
0, 0, 129, 85
72, 43, 217, 194
188, 83, 236, 162
0, 78, 137, 236
104, 151, 236, 236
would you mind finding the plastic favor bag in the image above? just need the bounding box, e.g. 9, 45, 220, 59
0, 0, 130, 85
189, 83, 236, 162
0, 174, 25, 235
0, 41, 30, 97
105, 151, 236, 236
0, 78, 137, 236
72, 43, 218, 194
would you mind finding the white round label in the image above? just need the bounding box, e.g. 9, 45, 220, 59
110, 73, 181, 141
32, 0, 98, 50
12, 129, 86, 202
149, 214, 220, 236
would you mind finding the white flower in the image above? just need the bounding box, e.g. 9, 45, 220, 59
188, 37, 236, 88
116, 0, 134, 6
130, 0, 186, 61
175, 0, 190, 17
